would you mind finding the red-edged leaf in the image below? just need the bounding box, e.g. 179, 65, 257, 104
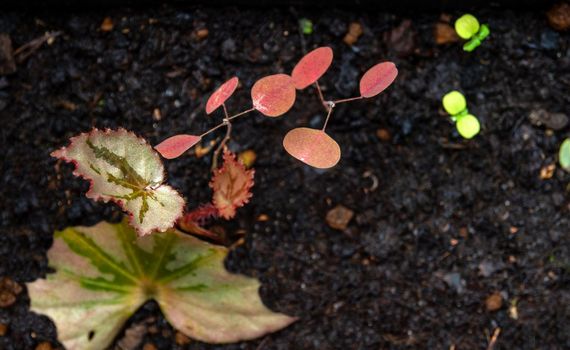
210, 148, 255, 219
206, 77, 239, 114
251, 74, 296, 117
178, 204, 222, 242
359, 62, 398, 98
155, 134, 202, 159
291, 47, 333, 90
51, 128, 185, 236
283, 127, 341, 169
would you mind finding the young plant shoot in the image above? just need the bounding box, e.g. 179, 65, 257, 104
455, 14, 490, 52
442, 90, 481, 139
284, 46, 398, 168
560, 138, 570, 172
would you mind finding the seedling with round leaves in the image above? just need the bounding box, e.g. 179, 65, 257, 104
285, 46, 398, 168
442, 90, 481, 139
155, 73, 296, 167
455, 14, 490, 52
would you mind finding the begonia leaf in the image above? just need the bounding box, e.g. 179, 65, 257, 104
51, 128, 184, 236
155, 134, 202, 159
291, 47, 333, 90
210, 148, 255, 219
251, 74, 296, 117
27, 220, 296, 350
283, 127, 341, 169
206, 77, 239, 114
359, 62, 398, 98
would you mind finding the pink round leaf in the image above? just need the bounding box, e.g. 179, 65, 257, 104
283, 127, 341, 169
206, 77, 239, 114
251, 74, 296, 117
155, 134, 202, 159
359, 62, 398, 98
291, 47, 334, 90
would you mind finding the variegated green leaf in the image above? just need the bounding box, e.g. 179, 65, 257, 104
27, 220, 296, 350
51, 129, 185, 236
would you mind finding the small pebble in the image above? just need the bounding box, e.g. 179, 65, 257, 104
100, 17, 114, 32
0, 277, 22, 308
0, 323, 7, 336
326, 205, 354, 230
376, 128, 391, 142
195, 28, 209, 40
142, 343, 157, 350
486, 292, 503, 312
343, 22, 363, 46
35, 342, 53, 350
175, 331, 191, 345
546, 2, 570, 31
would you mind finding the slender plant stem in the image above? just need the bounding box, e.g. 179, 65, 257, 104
227, 107, 255, 121
332, 96, 364, 105
314, 81, 329, 112
322, 105, 334, 132
222, 103, 230, 119
212, 103, 234, 170
199, 107, 255, 138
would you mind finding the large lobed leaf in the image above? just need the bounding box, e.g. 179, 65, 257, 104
52, 129, 185, 236
27, 220, 296, 350
210, 148, 255, 219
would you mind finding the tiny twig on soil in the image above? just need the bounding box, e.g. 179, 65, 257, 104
486, 328, 501, 350
14, 31, 62, 63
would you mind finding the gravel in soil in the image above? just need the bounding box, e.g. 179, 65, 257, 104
0, 5, 569, 350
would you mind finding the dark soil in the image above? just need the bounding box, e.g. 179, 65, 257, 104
1, 4, 569, 350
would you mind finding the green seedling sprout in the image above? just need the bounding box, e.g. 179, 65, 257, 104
299, 18, 313, 35
442, 90, 480, 139
455, 14, 490, 52
560, 138, 570, 172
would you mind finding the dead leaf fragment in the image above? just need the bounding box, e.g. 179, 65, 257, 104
485, 292, 503, 312
546, 2, 570, 31
0, 277, 22, 307
434, 22, 459, 45
238, 149, 257, 168
101, 17, 114, 32
326, 205, 354, 230
343, 22, 363, 46
0, 323, 7, 336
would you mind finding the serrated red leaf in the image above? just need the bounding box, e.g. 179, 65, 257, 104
155, 134, 202, 159
359, 62, 398, 98
291, 47, 333, 90
251, 74, 296, 117
210, 148, 255, 219
283, 127, 341, 169
206, 77, 239, 114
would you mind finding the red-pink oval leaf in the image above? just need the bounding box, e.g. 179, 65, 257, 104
291, 47, 333, 90
283, 127, 341, 169
206, 77, 239, 114
210, 148, 255, 219
155, 134, 202, 159
251, 74, 296, 117
359, 62, 398, 98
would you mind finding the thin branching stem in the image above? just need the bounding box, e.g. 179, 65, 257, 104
322, 103, 335, 132
332, 96, 364, 105
199, 107, 255, 138
314, 81, 329, 112
212, 103, 234, 170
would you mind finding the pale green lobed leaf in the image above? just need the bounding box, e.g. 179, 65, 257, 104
27, 220, 296, 350
51, 128, 185, 236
